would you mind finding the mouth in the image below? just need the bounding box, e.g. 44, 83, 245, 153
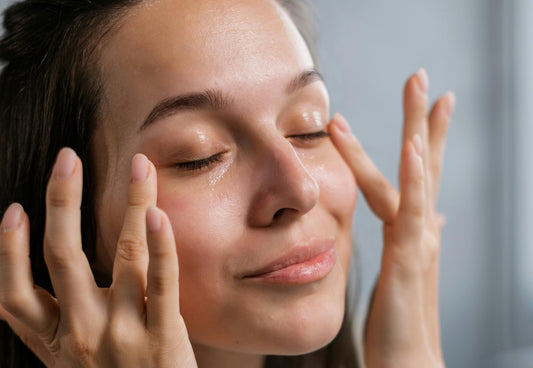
241, 238, 337, 285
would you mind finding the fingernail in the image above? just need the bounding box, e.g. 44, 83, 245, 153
1, 203, 23, 233
131, 154, 150, 183
53, 148, 76, 179
334, 113, 351, 133
146, 206, 162, 232
416, 68, 429, 94
445, 91, 456, 116
412, 134, 423, 156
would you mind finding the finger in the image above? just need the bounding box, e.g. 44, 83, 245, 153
111, 154, 157, 318
401, 69, 430, 207
428, 92, 455, 204
402, 69, 429, 147
145, 207, 181, 335
44, 148, 96, 311
329, 113, 399, 223
395, 136, 425, 246
0, 204, 58, 336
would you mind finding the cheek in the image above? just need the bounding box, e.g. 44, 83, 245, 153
313, 153, 357, 228
308, 150, 357, 272
155, 178, 245, 312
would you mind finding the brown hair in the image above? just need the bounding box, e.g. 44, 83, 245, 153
0, 1, 358, 367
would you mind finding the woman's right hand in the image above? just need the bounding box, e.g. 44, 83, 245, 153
0, 148, 197, 367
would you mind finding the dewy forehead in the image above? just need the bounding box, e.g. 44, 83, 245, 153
115, 0, 309, 70
97, 0, 316, 129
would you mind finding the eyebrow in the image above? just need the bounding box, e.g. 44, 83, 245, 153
138, 68, 324, 131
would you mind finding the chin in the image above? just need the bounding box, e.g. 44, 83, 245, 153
226, 282, 348, 356
266, 298, 346, 356
187, 284, 348, 357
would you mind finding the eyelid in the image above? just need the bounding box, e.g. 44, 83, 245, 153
175, 152, 224, 171
288, 130, 330, 140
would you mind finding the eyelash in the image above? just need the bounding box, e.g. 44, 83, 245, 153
176, 153, 223, 171
175, 131, 328, 172
289, 130, 330, 141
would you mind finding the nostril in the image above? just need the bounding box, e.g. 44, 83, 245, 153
273, 208, 285, 220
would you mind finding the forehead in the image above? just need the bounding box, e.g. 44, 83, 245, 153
97, 0, 314, 125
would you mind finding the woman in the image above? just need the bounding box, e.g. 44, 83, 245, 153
0, 0, 454, 367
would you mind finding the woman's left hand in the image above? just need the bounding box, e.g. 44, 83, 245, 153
329, 69, 454, 368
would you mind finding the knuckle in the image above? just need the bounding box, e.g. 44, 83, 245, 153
0, 240, 17, 261
409, 204, 424, 219
116, 236, 147, 262
412, 169, 424, 186
43, 244, 76, 272
47, 185, 77, 209
0, 248, 11, 263
127, 189, 150, 208
107, 320, 142, 351
403, 195, 424, 218
148, 272, 175, 297
148, 242, 173, 259
47, 193, 72, 209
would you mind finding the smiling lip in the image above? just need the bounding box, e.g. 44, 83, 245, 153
242, 239, 336, 285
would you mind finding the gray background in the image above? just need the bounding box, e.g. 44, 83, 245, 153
310, 1, 532, 368
0, 1, 530, 367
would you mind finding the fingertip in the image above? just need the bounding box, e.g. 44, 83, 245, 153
125, 155, 157, 208
52, 147, 78, 180
444, 91, 456, 116
1, 203, 24, 233
403, 70, 430, 116
146, 206, 162, 233
131, 153, 151, 183
416, 68, 429, 93
332, 113, 352, 134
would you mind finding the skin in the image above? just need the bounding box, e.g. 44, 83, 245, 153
0, 0, 454, 367
330, 71, 454, 367
94, 0, 356, 359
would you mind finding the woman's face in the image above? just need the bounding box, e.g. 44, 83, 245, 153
93, 0, 357, 355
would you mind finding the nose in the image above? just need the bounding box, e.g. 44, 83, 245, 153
247, 135, 320, 227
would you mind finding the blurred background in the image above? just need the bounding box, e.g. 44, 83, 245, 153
310, 0, 533, 367
0, 0, 530, 367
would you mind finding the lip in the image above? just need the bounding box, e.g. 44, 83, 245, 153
241, 238, 337, 285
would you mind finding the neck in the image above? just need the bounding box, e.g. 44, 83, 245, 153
192, 343, 265, 368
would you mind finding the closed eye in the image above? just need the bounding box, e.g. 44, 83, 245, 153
288, 130, 330, 141
175, 152, 223, 171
